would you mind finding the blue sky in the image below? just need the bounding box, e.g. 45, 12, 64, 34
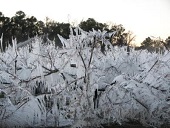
0, 0, 170, 45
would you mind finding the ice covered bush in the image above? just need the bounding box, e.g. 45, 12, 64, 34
0, 27, 169, 128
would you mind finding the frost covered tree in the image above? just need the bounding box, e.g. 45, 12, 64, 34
0, 27, 170, 128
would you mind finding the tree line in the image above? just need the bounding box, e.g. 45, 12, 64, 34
137, 36, 170, 52
0, 10, 170, 52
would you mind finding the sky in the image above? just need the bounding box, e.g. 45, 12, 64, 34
0, 0, 170, 45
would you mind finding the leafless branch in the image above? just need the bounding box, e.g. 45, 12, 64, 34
148, 60, 158, 73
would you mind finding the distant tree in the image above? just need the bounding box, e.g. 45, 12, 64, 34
36, 20, 45, 35
79, 18, 108, 32
0, 12, 4, 26
0, 10, 138, 50
165, 36, 170, 48
139, 37, 165, 52
0, 12, 4, 33
141, 37, 153, 48
25, 16, 38, 38
79, 19, 131, 47
126, 31, 136, 55
0, 12, 12, 50
58, 23, 70, 39
10, 11, 26, 42
43, 18, 69, 46
110, 24, 128, 46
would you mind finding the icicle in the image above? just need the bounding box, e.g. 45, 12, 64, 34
0, 33, 3, 52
